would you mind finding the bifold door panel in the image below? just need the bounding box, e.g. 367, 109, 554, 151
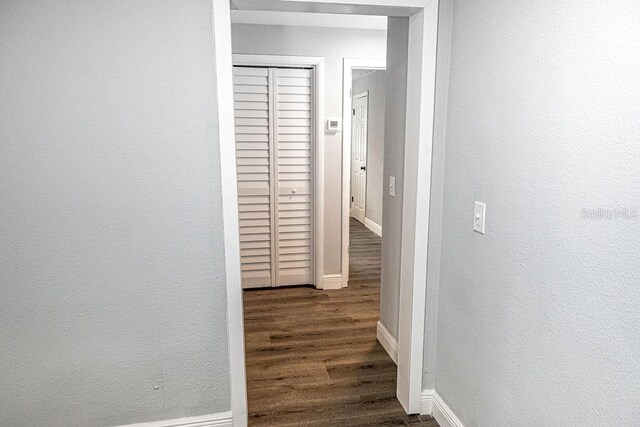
233, 66, 314, 289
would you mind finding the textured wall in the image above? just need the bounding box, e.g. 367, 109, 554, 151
433, 0, 640, 424
353, 70, 386, 227
0, 1, 231, 425
380, 18, 409, 339
231, 24, 387, 275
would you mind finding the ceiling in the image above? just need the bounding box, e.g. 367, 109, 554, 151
230, 10, 387, 31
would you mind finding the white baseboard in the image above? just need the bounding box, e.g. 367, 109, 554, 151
421, 389, 435, 415
364, 217, 382, 237
118, 411, 233, 427
322, 274, 343, 290
376, 321, 398, 364
421, 391, 464, 427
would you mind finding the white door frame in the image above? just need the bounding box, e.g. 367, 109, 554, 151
232, 53, 326, 292
211, 1, 248, 425
214, 0, 440, 424
341, 58, 386, 288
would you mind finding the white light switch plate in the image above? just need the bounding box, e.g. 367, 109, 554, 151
389, 176, 396, 197
473, 201, 486, 234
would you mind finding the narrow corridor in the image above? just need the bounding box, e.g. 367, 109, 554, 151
242, 218, 438, 426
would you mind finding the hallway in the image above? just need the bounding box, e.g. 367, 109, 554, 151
242, 219, 438, 426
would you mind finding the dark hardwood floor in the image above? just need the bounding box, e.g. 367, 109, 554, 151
243, 218, 439, 426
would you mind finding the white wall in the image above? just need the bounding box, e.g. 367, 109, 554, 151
353, 71, 386, 228
380, 18, 410, 340
0, 1, 231, 425
431, 0, 640, 424
231, 23, 387, 275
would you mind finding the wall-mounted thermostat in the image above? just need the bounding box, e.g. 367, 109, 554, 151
325, 118, 341, 133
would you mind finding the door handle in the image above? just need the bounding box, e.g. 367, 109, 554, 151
360, 166, 366, 171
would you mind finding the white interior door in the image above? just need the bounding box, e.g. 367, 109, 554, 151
233, 66, 314, 289
351, 91, 368, 224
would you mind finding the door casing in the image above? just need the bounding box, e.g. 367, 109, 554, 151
215, 1, 442, 424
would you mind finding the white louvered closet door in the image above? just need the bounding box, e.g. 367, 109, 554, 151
275, 68, 314, 286
233, 67, 274, 289
233, 66, 314, 289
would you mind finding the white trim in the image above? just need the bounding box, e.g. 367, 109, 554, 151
364, 218, 382, 237
233, 54, 325, 291
230, 0, 424, 16
353, 69, 379, 82
233, 54, 323, 69
353, 90, 369, 100
211, 1, 247, 426
341, 58, 386, 289
421, 391, 465, 427
433, 394, 465, 427
117, 411, 233, 427
420, 389, 435, 415
322, 274, 343, 290
376, 321, 397, 364
397, 2, 440, 414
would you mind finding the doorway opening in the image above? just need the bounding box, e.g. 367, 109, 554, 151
214, 0, 441, 424
232, 29, 422, 425
342, 60, 386, 288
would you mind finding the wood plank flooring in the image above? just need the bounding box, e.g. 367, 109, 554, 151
242, 218, 439, 426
